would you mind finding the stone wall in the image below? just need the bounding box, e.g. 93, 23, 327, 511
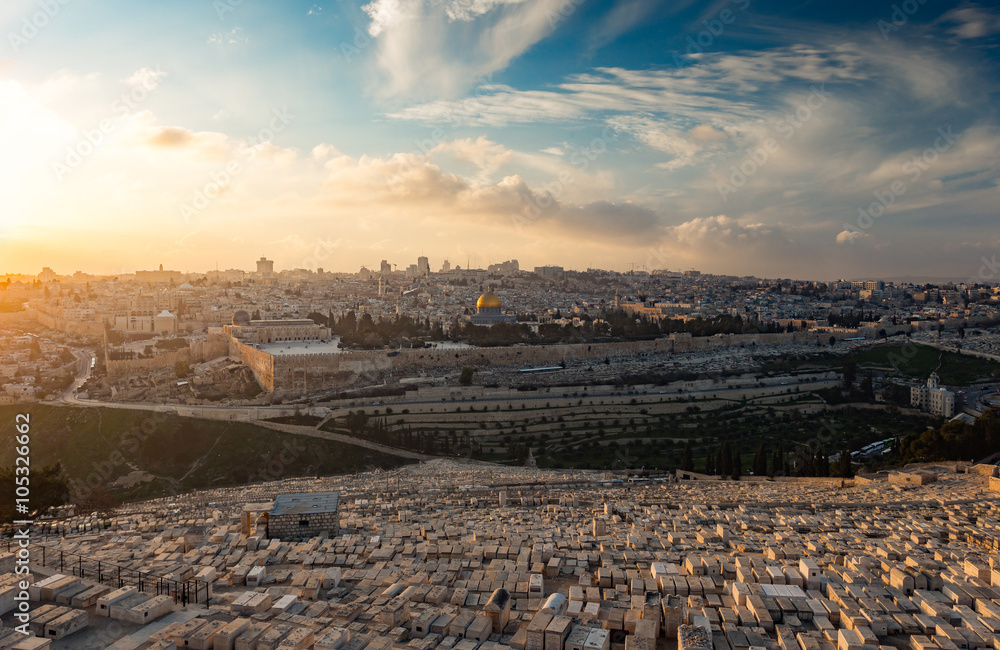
106, 335, 230, 381
234, 329, 863, 396
888, 471, 937, 486
25, 307, 104, 337
268, 511, 339, 541
230, 339, 277, 391
678, 470, 854, 487
0, 311, 31, 327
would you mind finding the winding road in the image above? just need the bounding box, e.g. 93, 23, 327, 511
48, 348, 433, 460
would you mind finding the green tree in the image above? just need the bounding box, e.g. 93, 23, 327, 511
174, 360, 191, 378
459, 366, 474, 386
681, 442, 694, 472
837, 450, 852, 477
842, 360, 858, 388
771, 442, 784, 477
752, 442, 767, 476
719, 441, 732, 478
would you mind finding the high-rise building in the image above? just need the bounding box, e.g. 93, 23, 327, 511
534, 265, 565, 280
417, 256, 430, 277
381, 260, 392, 276
256, 257, 275, 278
488, 260, 519, 275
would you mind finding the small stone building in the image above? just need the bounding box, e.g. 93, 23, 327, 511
268, 492, 339, 540
888, 470, 937, 486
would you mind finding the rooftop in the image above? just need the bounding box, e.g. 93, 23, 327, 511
269, 491, 339, 517
258, 339, 342, 356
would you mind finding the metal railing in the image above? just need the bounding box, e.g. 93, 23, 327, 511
4, 541, 210, 606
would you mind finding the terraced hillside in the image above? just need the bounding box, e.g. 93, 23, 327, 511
314, 378, 931, 470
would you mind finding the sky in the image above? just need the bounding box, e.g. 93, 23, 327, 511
1, 0, 999, 280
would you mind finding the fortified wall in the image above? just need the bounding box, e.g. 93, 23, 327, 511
105, 335, 230, 380
25, 306, 104, 337
236, 329, 860, 396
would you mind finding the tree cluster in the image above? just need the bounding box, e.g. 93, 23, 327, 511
899, 409, 1000, 463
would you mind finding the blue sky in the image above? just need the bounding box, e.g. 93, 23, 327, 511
1, 0, 999, 279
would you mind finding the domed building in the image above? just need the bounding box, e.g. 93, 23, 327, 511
470, 289, 516, 326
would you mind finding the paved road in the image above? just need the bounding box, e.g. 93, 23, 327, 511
47, 355, 832, 462
254, 420, 433, 460
50, 351, 433, 460
58, 347, 94, 403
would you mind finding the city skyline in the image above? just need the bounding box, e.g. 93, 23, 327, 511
2, 0, 999, 278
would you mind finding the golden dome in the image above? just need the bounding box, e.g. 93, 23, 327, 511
477, 291, 501, 310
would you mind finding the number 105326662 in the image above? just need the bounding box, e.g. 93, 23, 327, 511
14, 414, 30, 513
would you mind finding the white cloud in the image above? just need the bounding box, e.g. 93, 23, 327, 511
609, 114, 705, 171
121, 67, 166, 91
586, 0, 657, 54
836, 229, 867, 244
387, 45, 864, 126
362, 0, 402, 37
444, 0, 530, 21
208, 27, 249, 45
940, 5, 1000, 39
361, 0, 570, 99
432, 135, 512, 179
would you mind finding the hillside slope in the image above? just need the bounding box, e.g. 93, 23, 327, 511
0, 404, 413, 501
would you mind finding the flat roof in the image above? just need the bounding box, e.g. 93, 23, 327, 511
247, 319, 318, 325
259, 340, 342, 356
270, 492, 339, 517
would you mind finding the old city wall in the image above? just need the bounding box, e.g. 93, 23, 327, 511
252, 329, 860, 396
106, 335, 231, 381
24, 307, 104, 337
231, 339, 276, 392
0, 311, 32, 327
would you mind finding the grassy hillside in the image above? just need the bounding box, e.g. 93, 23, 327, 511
0, 404, 413, 502
764, 342, 1000, 385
